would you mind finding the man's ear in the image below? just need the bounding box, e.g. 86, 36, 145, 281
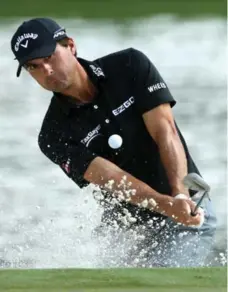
68, 38, 77, 57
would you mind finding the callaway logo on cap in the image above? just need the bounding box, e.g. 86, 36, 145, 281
11, 18, 68, 77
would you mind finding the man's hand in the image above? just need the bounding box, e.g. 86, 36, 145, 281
159, 195, 204, 226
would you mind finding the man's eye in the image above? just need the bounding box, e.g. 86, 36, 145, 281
25, 64, 37, 71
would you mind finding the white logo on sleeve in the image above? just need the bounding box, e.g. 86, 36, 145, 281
112, 96, 134, 116
14, 33, 38, 51
148, 82, 166, 93
81, 125, 101, 147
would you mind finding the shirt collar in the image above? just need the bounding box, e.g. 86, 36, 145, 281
54, 57, 106, 114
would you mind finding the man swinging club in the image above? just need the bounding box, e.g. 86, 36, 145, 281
10, 17, 217, 267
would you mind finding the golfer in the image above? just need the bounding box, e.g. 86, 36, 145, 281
11, 17, 217, 267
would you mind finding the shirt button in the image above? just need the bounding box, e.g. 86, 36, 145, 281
93, 105, 98, 109
105, 119, 110, 123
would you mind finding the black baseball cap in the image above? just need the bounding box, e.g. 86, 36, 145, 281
11, 18, 68, 77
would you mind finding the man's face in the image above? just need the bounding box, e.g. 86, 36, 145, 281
24, 39, 77, 92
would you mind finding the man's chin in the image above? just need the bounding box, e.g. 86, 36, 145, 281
44, 83, 67, 93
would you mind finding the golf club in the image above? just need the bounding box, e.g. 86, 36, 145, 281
183, 173, 210, 216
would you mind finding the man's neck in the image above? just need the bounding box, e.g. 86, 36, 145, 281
60, 62, 97, 104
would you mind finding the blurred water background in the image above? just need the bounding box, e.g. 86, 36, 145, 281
0, 0, 227, 268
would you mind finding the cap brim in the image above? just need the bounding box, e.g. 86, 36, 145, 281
16, 42, 56, 77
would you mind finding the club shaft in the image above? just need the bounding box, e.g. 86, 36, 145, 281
191, 191, 208, 216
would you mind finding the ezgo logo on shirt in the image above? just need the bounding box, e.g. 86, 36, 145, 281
112, 96, 134, 116
81, 125, 101, 147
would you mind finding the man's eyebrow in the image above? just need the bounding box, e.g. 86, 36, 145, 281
24, 61, 37, 67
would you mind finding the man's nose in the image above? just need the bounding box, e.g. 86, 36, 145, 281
42, 63, 53, 75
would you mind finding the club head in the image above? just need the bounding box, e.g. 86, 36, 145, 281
183, 173, 210, 192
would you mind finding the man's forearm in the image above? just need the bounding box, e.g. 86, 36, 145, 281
157, 123, 189, 197
84, 156, 203, 227
142, 104, 189, 197
84, 156, 173, 215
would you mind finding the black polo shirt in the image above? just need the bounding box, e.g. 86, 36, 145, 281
38, 48, 200, 222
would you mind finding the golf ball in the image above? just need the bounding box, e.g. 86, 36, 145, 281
108, 134, 123, 149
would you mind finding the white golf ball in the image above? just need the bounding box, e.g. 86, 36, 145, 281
108, 134, 123, 149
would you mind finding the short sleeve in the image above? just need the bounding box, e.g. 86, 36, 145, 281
38, 129, 98, 188
131, 48, 176, 114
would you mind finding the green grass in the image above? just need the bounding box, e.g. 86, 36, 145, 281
0, 267, 227, 292
0, 0, 227, 19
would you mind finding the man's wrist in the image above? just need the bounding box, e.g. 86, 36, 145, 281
174, 193, 189, 200
151, 194, 174, 216
171, 186, 189, 197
